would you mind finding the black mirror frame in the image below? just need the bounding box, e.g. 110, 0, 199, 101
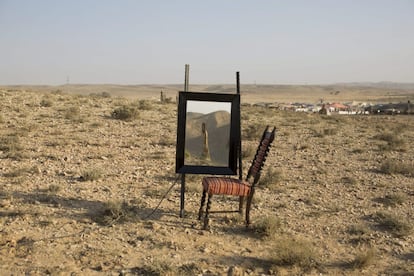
175, 91, 241, 175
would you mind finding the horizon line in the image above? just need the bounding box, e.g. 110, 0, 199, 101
1, 81, 414, 87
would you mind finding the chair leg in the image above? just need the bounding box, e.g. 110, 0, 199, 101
203, 194, 212, 230
245, 190, 255, 227
238, 196, 245, 215
198, 190, 207, 220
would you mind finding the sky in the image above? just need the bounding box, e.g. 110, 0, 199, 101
0, 0, 413, 85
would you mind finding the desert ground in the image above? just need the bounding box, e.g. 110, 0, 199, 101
0, 84, 413, 275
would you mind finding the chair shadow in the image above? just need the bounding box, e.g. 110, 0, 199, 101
8, 190, 167, 224
399, 251, 414, 261
5, 189, 251, 232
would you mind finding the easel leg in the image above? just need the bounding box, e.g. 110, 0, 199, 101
180, 174, 186, 218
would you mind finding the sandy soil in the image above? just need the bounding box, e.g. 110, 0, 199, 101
0, 86, 413, 275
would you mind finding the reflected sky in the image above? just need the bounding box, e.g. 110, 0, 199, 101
187, 100, 231, 114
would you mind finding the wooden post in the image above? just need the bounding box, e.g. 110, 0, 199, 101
184, 64, 189, 92
201, 122, 211, 161
237, 72, 245, 214
237, 72, 242, 181
180, 64, 190, 218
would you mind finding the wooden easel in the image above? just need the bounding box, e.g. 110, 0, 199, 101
179, 65, 242, 218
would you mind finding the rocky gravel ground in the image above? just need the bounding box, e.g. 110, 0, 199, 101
0, 89, 413, 275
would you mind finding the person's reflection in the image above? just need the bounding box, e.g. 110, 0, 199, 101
201, 122, 211, 161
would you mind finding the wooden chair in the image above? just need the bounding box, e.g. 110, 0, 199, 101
198, 126, 276, 229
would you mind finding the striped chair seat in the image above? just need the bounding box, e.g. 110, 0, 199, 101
202, 177, 251, 196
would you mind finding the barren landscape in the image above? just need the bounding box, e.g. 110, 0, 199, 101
0, 84, 413, 275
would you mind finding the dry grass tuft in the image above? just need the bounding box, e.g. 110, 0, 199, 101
341, 176, 358, 185
374, 132, 406, 151
379, 192, 407, 207
243, 124, 267, 140
3, 167, 32, 178
15, 237, 36, 258
242, 143, 256, 159
350, 248, 376, 269
312, 127, 338, 137
379, 159, 414, 177
259, 167, 284, 189
80, 168, 103, 181
64, 106, 82, 121
47, 184, 62, 194
347, 223, 372, 245
130, 260, 177, 276
348, 223, 370, 236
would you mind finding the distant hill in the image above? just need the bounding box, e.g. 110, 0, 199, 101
1, 83, 413, 104
185, 110, 231, 166
334, 82, 414, 90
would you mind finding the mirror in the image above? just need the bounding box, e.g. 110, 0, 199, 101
176, 91, 240, 175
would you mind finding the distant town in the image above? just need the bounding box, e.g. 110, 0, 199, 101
246, 100, 413, 115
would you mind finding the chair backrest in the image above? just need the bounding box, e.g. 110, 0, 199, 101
245, 126, 276, 186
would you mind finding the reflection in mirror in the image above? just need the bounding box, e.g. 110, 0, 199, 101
184, 101, 231, 167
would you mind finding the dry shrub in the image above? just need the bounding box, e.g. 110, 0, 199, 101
137, 99, 154, 110
270, 236, 318, 270
95, 200, 138, 226
379, 159, 414, 177
157, 136, 175, 146
312, 127, 338, 137
111, 105, 139, 121
178, 263, 202, 276
352, 148, 364, 154
323, 128, 338, 136
40, 97, 53, 107
374, 132, 406, 151
254, 216, 283, 239
0, 135, 22, 153
89, 121, 103, 128
64, 106, 84, 122
0, 135, 25, 160
373, 211, 412, 237
90, 91, 111, 98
